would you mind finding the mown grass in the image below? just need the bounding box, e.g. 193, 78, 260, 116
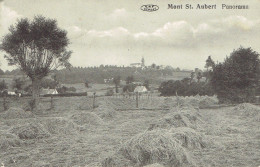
0, 96, 259, 167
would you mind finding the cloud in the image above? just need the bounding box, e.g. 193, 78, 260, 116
0, 1, 22, 36
66, 26, 88, 40
68, 15, 260, 50
0, 1, 22, 71
221, 16, 257, 30
108, 8, 127, 20
87, 27, 130, 37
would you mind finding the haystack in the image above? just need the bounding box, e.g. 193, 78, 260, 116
0, 131, 22, 150
40, 117, 79, 135
175, 96, 200, 108
149, 106, 201, 131
11, 121, 50, 139
70, 112, 104, 126
95, 103, 117, 119
149, 112, 192, 131
160, 97, 177, 109
177, 107, 202, 124
199, 96, 218, 108
232, 103, 260, 117
169, 127, 206, 149
102, 129, 194, 167
1, 107, 34, 119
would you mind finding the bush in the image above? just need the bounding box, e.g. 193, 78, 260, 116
105, 89, 114, 96
123, 83, 136, 92
56, 86, 77, 94
159, 79, 214, 96
40, 78, 59, 89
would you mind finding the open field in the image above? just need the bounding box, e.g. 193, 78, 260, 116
0, 96, 259, 167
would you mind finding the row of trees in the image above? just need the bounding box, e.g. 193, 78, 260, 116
54, 65, 175, 84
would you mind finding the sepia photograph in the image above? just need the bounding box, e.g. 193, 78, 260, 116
0, 0, 259, 166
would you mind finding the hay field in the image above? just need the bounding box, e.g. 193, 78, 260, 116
0, 96, 259, 167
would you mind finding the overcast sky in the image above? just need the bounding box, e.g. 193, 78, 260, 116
0, 0, 260, 70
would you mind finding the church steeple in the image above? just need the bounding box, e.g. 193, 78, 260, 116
141, 57, 145, 67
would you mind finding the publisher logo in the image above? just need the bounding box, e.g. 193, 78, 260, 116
140, 4, 159, 12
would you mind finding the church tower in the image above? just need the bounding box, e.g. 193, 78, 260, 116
141, 57, 145, 67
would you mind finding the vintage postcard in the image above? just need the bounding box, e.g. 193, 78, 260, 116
0, 0, 259, 166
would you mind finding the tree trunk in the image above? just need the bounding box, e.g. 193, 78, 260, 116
115, 84, 118, 93
32, 78, 41, 105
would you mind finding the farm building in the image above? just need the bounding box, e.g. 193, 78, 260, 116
40, 88, 58, 96
134, 86, 148, 93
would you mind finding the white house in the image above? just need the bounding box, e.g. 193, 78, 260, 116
40, 88, 58, 96
134, 86, 148, 93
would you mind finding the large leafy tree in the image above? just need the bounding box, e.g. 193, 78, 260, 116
0, 16, 71, 101
211, 47, 260, 103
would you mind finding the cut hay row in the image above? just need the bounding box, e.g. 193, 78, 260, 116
4, 116, 80, 141
102, 129, 194, 167
0, 107, 34, 119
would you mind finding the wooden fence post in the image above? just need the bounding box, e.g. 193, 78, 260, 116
50, 95, 54, 109
3, 94, 7, 111
136, 92, 138, 108
93, 92, 96, 109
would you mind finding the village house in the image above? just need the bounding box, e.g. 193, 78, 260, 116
40, 88, 59, 96
134, 86, 148, 93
